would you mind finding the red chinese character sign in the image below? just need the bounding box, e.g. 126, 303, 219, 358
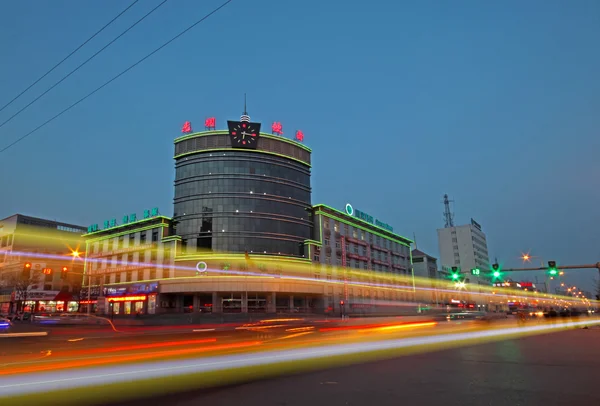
205, 117, 216, 130
181, 121, 192, 134
295, 130, 304, 142
271, 122, 283, 135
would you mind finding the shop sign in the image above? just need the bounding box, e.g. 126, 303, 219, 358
87, 207, 160, 233
103, 282, 158, 297
15, 290, 60, 301
344, 203, 394, 232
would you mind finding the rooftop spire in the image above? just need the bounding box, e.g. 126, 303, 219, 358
241, 93, 250, 122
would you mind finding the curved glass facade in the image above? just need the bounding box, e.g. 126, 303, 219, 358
174, 149, 312, 256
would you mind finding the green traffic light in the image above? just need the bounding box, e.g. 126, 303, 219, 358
493, 271, 501, 278
452, 273, 459, 280
549, 269, 557, 275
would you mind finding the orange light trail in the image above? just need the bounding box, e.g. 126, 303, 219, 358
360, 321, 437, 333
0, 340, 262, 377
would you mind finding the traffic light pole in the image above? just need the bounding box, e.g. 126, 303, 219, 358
499, 263, 600, 272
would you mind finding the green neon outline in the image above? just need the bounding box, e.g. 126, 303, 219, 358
83, 216, 172, 238
161, 236, 182, 242
84, 223, 169, 243
174, 148, 311, 168
313, 205, 412, 246
303, 239, 323, 247
345, 203, 354, 216
174, 254, 312, 264
174, 130, 312, 153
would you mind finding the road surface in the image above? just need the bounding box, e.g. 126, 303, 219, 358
114, 326, 600, 406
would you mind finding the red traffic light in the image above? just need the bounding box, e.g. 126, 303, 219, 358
62, 266, 68, 272
24, 262, 31, 268
340, 300, 345, 306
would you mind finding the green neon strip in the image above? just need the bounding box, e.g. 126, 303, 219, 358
83, 216, 172, 238
161, 236, 182, 242
174, 253, 311, 263
314, 204, 412, 243
313, 209, 412, 247
174, 148, 311, 168
173, 130, 312, 153
304, 239, 323, 247
85, 223, 168, 243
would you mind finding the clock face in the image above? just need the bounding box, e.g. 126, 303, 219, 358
227, 121, 261, 149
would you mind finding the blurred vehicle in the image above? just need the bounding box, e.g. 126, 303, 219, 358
33, 313, 106, 325
440, 311, 494, 324
0, 316, 12, 332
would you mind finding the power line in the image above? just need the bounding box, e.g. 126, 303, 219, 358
0, 0, 233, 154
0, 0, 139, 115
0, 0, 169, 131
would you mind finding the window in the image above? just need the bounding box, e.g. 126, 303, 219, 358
313, 254, 320, 262
163, 249, 171, 264
104, 275, 110, 284
118, 236, 124, 249
149, 269, 156, 280
152, 229, 159, 243
335, 241, 340, 249
334, 222, 339, 232
126, 271, 132, 282
115, 273, 121, 283
324, 239, 330, 246
323, 219, 329, 229
140, 232, 147, 244
129, 233, 136, 245
151, 251, 157, 262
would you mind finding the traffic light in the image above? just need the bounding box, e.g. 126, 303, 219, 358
60, 266, 68, 280
548, 261, 557, 275
22, 262, 32, 278
340, 300, 345, 306
451, 266, 460, 280
492, 263, 501, 278
471, 268, 480, 275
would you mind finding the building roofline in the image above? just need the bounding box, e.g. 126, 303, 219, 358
0, 213, 86, 230
83, 215, 172, 238
312, 204, 413, 245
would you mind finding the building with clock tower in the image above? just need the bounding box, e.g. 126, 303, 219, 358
82, 107, 421, 316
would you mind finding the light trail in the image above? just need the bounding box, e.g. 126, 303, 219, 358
0, 319, 597, 399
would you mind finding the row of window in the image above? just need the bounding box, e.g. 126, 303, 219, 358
93, 268, 171, 285
322, 218, 408, 255
90, 248, 172, 270
89, 228, 162, 254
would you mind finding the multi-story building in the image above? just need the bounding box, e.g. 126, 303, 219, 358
0, 214, 86, 314
81, 109, 414, 316
437, 218, 490, 284
80, 210, 177, 315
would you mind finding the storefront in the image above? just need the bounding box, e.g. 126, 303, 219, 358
101, 282, 159, 316
13, 290, 79, 314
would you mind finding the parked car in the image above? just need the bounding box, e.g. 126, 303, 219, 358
0, 317, 12, 332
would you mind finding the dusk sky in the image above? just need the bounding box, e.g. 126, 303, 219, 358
1, 1, 599, 292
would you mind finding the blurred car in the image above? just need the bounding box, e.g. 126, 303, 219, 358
0, 317, 12, 332
34, 313, 106, 325
438, 311, 494, 324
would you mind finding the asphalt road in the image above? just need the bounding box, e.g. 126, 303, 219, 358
112, 326, 600, 406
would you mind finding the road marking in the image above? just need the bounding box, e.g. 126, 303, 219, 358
193, 329, 216, 332
0, 332, 48, 338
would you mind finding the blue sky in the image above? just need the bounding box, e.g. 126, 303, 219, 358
1, 0, 599, 292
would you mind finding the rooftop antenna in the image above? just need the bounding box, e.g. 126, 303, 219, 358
413, 232, 418, 249
443, 194, 455, 228
241, 93, 250, 122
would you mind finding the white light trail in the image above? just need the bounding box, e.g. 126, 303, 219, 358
0, 319, 597, 398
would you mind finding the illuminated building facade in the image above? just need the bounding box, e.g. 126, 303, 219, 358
0, 214, 86, 314
81, 210, 177, 315
82, 110, 415, 316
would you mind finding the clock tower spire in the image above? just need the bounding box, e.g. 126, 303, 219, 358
241, 93, 250, 122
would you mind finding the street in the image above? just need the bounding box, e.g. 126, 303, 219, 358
1, 316, 599, 405
114, 327, 600, 406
